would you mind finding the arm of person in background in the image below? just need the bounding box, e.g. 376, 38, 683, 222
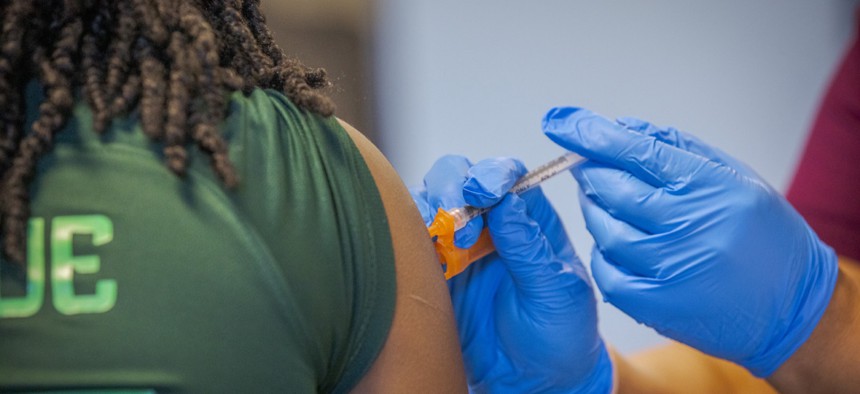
543, 107, 860, 392
338, 119, 468, 393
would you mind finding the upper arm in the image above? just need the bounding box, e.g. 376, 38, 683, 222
338, 119, 467, 393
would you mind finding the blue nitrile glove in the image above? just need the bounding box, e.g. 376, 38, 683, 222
542, 107, 838, 377
410, 155, 613, 393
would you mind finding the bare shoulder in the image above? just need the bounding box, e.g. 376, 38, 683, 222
337, 119, 466, 393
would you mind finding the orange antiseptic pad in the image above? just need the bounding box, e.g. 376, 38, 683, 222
428, 207, 496, 279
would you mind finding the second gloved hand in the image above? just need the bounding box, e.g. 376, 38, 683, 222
411, 155, 613, 393
543, 107, 838, 377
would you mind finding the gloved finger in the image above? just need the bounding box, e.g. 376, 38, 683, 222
423, 155, 484, 247
589, 246, 664, 324
579, 188, 662, 279
464, 157, 575, 261
423, 154, 472, 209
542, 107, 711, 190
408, 185, 433, 226
589, 246, 634, 305
462, 157, 528, 208
519, 187, 577, 262
616, 116, 759, 179
486, 194, 589, 296
573, 161, 679, 234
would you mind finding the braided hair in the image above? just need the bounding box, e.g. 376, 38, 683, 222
0, 0, 335, 266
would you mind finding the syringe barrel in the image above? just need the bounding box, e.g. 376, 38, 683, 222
449, 206, 488, 232
429, 151, 586, 280
509, 152, 583, 194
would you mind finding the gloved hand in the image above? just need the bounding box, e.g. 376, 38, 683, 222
411, 155, 613, 393
542, 107, 838, 377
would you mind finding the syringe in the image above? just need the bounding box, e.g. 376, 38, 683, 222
428, 152, 585, 279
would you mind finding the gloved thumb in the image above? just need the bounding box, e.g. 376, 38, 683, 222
463, 157, 528, 208
485, 193, 589, 297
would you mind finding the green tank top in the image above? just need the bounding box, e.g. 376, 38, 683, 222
0, 84, 396, 393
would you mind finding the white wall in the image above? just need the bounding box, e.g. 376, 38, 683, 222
374, 1, 857, 353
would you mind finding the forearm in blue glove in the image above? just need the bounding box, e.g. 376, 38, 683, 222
411, 155, 613, 393
542, 107, 838, 377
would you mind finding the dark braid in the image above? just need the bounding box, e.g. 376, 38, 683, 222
213, 1, 273, 90
179, 2, 236, 186
80, 8, 110, 131
3, 3, 83, 264
101, 0, 137, 132
137, 38, 167, 140
239, 0, 333, 112
0, 0, 335, 266
163, 29, 190, 176
0, 1, 37, 173
241, 0, 286, 80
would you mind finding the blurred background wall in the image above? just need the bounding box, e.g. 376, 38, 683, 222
265, 1, 858, 354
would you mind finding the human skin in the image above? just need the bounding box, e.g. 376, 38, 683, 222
339, 119, 468, 393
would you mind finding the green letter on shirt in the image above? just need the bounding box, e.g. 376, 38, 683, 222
51, 215, 116, 315
0, 218, 46, 318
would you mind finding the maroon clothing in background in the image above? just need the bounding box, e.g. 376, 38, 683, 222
786, 24, 860, 262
